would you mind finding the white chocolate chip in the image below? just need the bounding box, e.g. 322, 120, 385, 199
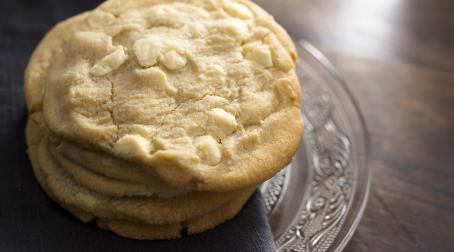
240, 91, 276, 125
245, 44, 273, 67
199, 64, 226, 84
264, 33, 294, 72
242, 41, 261, 54
205, 95, 229, 105
133, 38, 161, 68
253, 27, 271, 38
152, 137, 169, 150
91, 46, 128, 76
194, 135, 222, 165
114, 134, 151, 158
74, 31, 112, 51
209, 64, 225, 76
105, 23, 143, 37
128, 124, 155, 139
208, 108, 238, 133
135, 67, 178, 95
189, 22, 207, 38
223, 2, 253, 19
218, 18, 249, 39
160, 50, 187, 70
238, 130, 261, 150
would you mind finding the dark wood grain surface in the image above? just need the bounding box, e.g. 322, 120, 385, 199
253, 0, 454, 251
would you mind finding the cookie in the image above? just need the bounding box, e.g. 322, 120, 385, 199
54, 140, 195, 198
31, 132, 251, 225
28, 125, 254, 239
96, 188, 254, 240
29, 131, 254, 239
25, 0, 303, 191
25, 0, 303, 239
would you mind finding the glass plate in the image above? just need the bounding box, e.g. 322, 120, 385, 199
260, 40, 371, 252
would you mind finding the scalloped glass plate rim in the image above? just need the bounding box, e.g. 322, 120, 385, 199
260, 40, 371, 252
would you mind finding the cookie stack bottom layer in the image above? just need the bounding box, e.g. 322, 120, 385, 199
27, 119, 255, 240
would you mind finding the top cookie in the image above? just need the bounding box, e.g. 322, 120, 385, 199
25, 0, 303, 191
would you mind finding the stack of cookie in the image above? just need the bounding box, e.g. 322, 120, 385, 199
25, 0, 303, 240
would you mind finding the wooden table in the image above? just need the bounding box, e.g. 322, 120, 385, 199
254, 0, 454, 251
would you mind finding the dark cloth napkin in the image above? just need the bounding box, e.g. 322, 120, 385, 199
0, 0, 276, 251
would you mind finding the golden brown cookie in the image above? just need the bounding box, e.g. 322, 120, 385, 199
32, 135, 250, 225
25, 0, 303, 240
25, 0, 303, 192
28, 122, 255, 239
54, 140, 195, 198
96, 188, 255, 240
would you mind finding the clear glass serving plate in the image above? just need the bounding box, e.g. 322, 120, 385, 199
260, 40, 371, 252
